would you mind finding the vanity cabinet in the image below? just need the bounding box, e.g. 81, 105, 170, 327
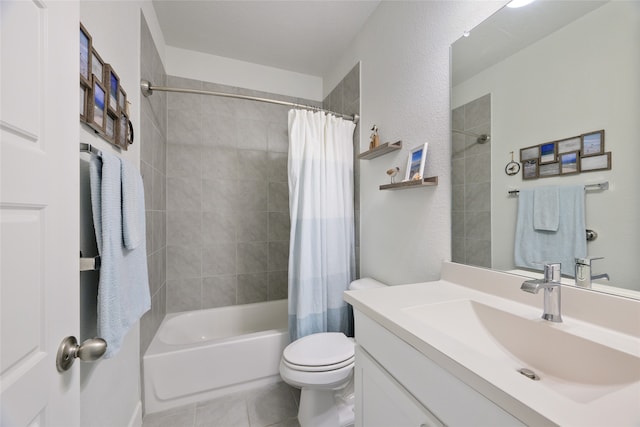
354, 310, 525, 427
355, 346, 443, 427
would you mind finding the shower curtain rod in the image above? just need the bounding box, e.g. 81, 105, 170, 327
140, 79, 359, 124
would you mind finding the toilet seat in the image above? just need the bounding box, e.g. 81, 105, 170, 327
283, 333, 354, 371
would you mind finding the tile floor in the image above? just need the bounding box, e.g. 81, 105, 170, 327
142, 382, 301, 427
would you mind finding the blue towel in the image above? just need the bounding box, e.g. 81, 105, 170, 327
90, 152, 150, 358
121, 159, 144, 250
514, 185, 587, 276
533, 186, 559, 231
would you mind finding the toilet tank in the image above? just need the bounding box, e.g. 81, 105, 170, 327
349, 278, 387, 291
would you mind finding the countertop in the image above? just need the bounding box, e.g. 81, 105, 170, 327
344, 262, 640, 427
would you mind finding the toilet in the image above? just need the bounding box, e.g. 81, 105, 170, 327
279, 278, 386, 427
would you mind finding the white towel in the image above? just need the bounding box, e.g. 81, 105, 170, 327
514, 185, 586, 276
533, 186, 559, 231
90, 152, 150, 358
121, 159, 144, 250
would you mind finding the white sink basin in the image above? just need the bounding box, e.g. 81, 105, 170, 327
403, 299, 640, 403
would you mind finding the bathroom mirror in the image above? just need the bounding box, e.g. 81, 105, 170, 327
451, 0, 640, 298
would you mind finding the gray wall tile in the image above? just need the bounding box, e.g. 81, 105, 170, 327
167, 211, 202, 246
202, 210, 236, 244
167, 245, 202, 280
167, 176, 202, 211
268, 241, 289, 272
202, 275, 237, 309
268, 152, 288, 183
268, 271, 288, 300
268, 212, 290, 241
202, 147, 238, 180
268, 182, 289, 212
167, 278, 202, 313
236, 211, 267, 242
237, 242, 267, 273
203, 242, 237, 276
237, 150, 267, 181
237, 273, 268, 304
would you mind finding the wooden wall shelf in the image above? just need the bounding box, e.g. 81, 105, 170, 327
358, 141, 402, 160
380, 176, 438, 191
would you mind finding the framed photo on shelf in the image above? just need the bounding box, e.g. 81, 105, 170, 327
88, 76, 107, 133
404, 142, 428, 181
91, 48, 104, 84
520, 145, 539, 162
560, 151, 580, 175
557, 136, 581, 154
581, 152, 611, 172
522, 159, 538, 180
104, 64, 120, 113
80, 24, 92, 86
581, 130, 605, 157
539, 162, 560, 178
539, 141, 557, 164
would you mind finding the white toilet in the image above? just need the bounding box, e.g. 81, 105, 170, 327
279, 278, 386, 427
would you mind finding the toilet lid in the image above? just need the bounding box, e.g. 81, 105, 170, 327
283, 333, 354, 367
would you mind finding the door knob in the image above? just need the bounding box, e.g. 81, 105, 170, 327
56, 336, 107, 372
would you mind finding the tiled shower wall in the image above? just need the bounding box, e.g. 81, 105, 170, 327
163, 78, 314, 313
140, 13, 168, 353
451, 94, 491, 268
323, 63, 360, 277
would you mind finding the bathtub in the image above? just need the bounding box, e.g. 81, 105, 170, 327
143, 299, 289, 414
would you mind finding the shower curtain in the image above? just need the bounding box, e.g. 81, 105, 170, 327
287, 109, 356, 341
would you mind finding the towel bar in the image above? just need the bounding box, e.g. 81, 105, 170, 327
80, 252, 101, 271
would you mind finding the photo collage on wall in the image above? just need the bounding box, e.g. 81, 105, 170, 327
519, 130, 611, 180
80, 23, 131, 150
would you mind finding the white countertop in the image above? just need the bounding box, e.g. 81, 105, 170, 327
344, 263, 640, 427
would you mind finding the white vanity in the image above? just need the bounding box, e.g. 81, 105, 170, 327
344, 262, 640, 426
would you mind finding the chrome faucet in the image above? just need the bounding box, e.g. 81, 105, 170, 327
575, 257, 609, 288
521, 263, 563, 323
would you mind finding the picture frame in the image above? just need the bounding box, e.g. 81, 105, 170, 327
522, 159, 538, 180
404, 142, 428, 181
539, 141, 557, 164
117, 112, 129, 150
88, 75, 107, 133
118, 86, 127, 113
581, 152, 611, 172
80, 23, 92, 86
91, 48, 104, 84
560, 151, 580, 175
105, 110, 117, 143
520, 145, 539, 162
104, 64, 120, 113
539, 162, 560, 178
557, 136, 581, 154
581, 130, 605, 157
80, 83, 90, 122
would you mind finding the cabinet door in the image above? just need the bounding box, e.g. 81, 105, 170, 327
355, 347, 443, 427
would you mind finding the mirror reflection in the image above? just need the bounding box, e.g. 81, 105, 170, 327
451, 1, 640, 297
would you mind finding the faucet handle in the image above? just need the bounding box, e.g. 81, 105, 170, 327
575, 256, 604, 266
543, 263, 561, 283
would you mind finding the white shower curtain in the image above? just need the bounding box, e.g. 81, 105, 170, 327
287, 109, 356, 341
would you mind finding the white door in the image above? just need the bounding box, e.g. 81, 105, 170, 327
1, 1, 80, 426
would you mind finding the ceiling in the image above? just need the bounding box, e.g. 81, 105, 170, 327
452, 0, 607, 85
152, 0, 381, 76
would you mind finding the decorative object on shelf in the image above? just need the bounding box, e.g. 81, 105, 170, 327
104, 64, 120, 113
358, 140, 402, 160
91, 48, 104, 84
80, 24, 92, 87
517, 129, 610, 180
404, 142, 428, 182
386, 167, 400, 184
369, 125, 380, 149
505, 151, 520, 176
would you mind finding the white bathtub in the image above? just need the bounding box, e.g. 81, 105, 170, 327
143, 299, 289, 414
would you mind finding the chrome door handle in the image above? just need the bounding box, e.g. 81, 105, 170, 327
56, 336, 107, 372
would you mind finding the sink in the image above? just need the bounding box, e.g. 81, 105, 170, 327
403, 299, 640, 403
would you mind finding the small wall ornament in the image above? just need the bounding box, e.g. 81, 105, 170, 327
505, 151, 520, 176
386, 167, 400, 184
